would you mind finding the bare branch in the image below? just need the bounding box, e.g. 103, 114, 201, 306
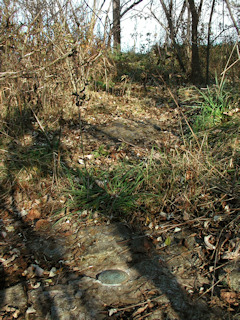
120, 0, 144, 18
224, 0, 240, 35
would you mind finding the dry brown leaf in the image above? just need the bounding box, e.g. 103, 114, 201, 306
26, 208, 41, 221
186, 170, 194, 181
147, 290, 158, 295
132, 304, 148, 317
147, 301, 154, 308
220, 290, 239, 305
35, 219, 50, 231
204, 235, 216, 250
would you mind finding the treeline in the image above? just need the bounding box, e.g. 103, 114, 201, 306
0, 0, 239, 122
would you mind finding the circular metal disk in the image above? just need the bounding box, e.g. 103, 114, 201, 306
97, 269, 129, 285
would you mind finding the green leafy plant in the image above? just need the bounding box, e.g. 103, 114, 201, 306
93, 145, 109, 158
194, 77, 231, 131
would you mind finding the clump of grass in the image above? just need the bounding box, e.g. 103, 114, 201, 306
65, 161, 151, 218
193, 77, 231, 131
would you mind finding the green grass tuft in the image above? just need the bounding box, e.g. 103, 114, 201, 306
65, 161, 152, 218
193, 78, 231, 131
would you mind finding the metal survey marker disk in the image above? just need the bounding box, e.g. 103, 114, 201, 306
97, 269, 129, 286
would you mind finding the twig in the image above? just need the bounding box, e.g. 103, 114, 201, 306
221, 58, 240, 74
110, 294, 164, 313
202, 261, 231, 277
196, 279, 221, 300
220, 37, 240, 90
30, 108, 52, 147
118, 137, 146, 150
138, 311, 154, 319
0, 48, 102, 82
152, 217, 208, 235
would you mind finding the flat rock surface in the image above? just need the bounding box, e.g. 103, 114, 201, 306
0, 220, 221, 319
94, 118, 180, 147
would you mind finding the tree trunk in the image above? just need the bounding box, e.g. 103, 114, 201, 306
206, 0, 216, 84
191, 15, 202, 83
112, 0, 121, 51
188, 0, 204, 84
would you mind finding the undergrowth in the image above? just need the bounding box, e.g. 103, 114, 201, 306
0, 77, 239, 225
65, 161, 151, 218
193, 78, 238, 131
63, 126, 239, 222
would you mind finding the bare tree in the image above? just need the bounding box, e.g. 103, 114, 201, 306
112, 0, 144, 51
152, 0, 187, 72
150, 0, 205, 83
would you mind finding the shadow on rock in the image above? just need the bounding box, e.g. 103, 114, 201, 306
62, 221, 216, 320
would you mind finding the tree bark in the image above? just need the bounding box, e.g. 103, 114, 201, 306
206, 0, 216, 84
188, 0, 204, 84
112, 0, 121, 51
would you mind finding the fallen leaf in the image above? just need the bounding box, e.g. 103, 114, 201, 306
0, 255, 17, 267
35, 219, 50, 231
13, 309, 20, 318
183, 211, 190, 221
165, 236, 171, 246
220, 290, 239, 305
26, 208, 41, 221
1, 231, 7, 238
108, 308, 118, 316
147, 290, 158, 295
30, 282, 41, 289
222, 244, 240, 260
5, 225, 15, 232
132, 304, 148, 317
186, 170, 193, 181
33, 264, 45, 277
204, 235, 216, 250
26, 306, 37, 314
49, 267, 57, 277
